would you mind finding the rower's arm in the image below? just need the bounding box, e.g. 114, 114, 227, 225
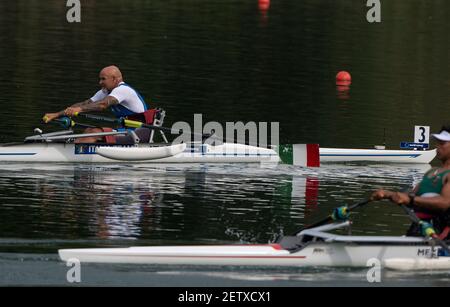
54, 99, 93, 117
413, 177, 450, 212
70, 99, 93, 108
77, 96, 119, 113
62, 96, 119, 117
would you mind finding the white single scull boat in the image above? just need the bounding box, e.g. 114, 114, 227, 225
0, 141, 279, 164
0, 129, 325, 165
58, 222, 450, 269
0, 127, 435, 164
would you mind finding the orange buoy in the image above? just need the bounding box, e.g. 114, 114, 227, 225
336, 71, 351, 86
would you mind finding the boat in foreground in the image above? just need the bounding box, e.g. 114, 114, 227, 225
58, 222, 450, 269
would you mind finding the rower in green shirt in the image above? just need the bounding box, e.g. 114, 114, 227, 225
371, 125, 450, 239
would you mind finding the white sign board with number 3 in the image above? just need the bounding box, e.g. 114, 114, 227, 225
414, 126, 430, 144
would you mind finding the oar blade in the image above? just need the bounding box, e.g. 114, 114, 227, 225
277, 144, 320, 167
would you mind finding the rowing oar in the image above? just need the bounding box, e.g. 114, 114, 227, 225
72, 112, 212, 139
400, 204, 450, 255
294, 198, 372, 235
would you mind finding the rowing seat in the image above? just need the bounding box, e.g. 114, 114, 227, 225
99, 109, 168, 145
126, 108, 168, 143
127, 109, 160, 125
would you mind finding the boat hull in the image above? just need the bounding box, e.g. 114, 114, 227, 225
320, 148, 436, 164
0, 142, 435, 164
0, 142, 280, 163
58, 242, 449, 267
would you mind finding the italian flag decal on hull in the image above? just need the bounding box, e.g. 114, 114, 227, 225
277, 144, 320, 167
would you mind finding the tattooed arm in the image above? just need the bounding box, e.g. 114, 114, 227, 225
64, 96, 119, 116
70, 99, 94, 108
43, 99, 94, 123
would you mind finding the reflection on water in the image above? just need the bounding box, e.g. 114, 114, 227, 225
0, 162, 437, 286
1, 0, 448, 287
0, 162, 430, 245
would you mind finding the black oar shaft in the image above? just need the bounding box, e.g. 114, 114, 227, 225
295, 198, 372, 235
76, 113, 212, 139
53, 117, 96, 129
76, 113, 119, 124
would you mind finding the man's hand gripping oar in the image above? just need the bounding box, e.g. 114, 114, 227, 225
401, 205, 450, 255
371, 189, 450, 255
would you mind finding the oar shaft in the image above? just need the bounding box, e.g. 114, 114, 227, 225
348, 199, 371, 211
75, 113, 119, 124
53, 117, 96, 129
401, 205, 450, 254
75, 113, 211, 139
295, 198, 372, 235
400, 205, 421, 224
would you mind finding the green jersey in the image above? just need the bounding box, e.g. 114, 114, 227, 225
417, 168, 450, 196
